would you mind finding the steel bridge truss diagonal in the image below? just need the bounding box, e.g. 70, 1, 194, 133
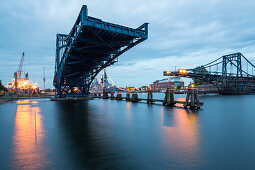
54, 5, 148, 97
164, 53, 255, 94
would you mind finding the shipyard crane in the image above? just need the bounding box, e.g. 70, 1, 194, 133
17, 52, 25, 79
14, 52, 25, 93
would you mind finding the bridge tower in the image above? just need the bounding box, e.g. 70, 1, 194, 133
222, 53, 243, 91
222, 53, 242, 76
163, 52, 255, 94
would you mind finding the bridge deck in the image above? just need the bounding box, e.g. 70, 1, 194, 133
54, 5, 148, 97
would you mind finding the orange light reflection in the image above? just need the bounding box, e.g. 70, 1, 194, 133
161, 108, 200, 165
11, 100, 49, 169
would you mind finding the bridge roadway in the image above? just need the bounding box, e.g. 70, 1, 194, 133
54, 5, 148, 98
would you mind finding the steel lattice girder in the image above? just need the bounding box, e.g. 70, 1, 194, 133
163, 52, 255, 93
54, 5, 148, 97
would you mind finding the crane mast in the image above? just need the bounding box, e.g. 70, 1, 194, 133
18, 52, 24, 78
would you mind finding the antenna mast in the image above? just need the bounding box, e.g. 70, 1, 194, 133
43, 67, 46, 90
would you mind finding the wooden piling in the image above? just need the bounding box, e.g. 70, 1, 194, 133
184, 88, 200, 109
147, 90, 154, 104
131, 93, 139, 102
110, 93, 115, 100
116, 93, 123, 100
126, 93, 131, 101
163, 89, 175, 106
98, 93, 102, 98
102, 91, 109, 99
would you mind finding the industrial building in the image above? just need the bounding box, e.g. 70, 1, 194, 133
149, 77, 184, 91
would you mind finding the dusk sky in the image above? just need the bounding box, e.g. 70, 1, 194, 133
0, 0, 255, 88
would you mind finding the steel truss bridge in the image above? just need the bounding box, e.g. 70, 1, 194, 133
54, 5, 148, 97
164, 53, 255, 94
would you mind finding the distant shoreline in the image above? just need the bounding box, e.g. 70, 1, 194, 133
0, 98, 14, 105
0, 96, 52, 105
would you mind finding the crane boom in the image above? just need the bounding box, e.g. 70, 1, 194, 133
18, 52, 24, 78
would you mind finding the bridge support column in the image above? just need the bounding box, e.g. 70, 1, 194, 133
147, 90, 154, 104
131, 93, 139, 102
126, 93, 131, 101
163, 89, 175, 106
116, 93, 123, 100
184, 89, 200, 109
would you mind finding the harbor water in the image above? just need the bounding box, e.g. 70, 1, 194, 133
0, 94, 255, 169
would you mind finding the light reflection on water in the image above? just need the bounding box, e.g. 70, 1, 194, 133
10, 100, 49, 169
161, 108, 201, 168
0, 95, 254, 169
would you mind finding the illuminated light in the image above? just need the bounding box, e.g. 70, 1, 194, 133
178, 69, 187, 74
32, 85, 37, 89
16, 100, 30, 104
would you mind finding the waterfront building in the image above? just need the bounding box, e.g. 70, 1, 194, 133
149, 77, 184, 91
139, 86, 149, 91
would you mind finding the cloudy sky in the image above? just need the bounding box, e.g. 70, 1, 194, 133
0, 0, 255, 88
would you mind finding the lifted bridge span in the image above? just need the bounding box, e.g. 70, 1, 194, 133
54, 5, 148, 98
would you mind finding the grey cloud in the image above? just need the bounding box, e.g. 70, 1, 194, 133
0, 0, 255, 88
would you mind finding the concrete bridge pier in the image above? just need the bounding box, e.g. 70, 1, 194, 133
163, 89, 175, 106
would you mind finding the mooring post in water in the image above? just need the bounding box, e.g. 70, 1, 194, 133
126, 93, 131, 101
98, 93, 102, 98
116, 93, 123, 100
163, 89, 175, 106
102, 91, 109, 99
131, 93, 139, 102
184, 90, 190, 108
5, 92, 9, 100
110, 93, 115, 100
184, 88, 200, 109
147, 90, 154, 104
194, 89, 200, 109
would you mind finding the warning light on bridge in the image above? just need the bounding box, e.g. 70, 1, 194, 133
163, 71, 171, 76
178, 69, 187, 74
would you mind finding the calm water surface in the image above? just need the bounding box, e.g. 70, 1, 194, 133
0, 94, 255, 169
